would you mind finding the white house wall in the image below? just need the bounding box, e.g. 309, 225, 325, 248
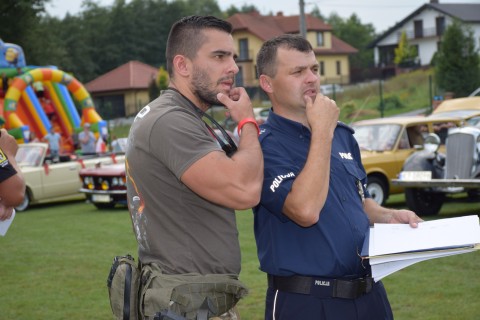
374, 7, 480, 67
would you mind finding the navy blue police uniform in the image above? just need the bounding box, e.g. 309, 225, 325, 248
253, 110, 394, 320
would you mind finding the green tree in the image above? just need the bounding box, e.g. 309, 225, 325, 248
309, 5, 325, 21
435, 20, 480, 97
225, 4, 258, 17
180, 0, 222, 17
71, 2, 113, 81
156, 66, 169, 90
394, 31, 418, 67
0, 0, 49, 63
149, 66, 169, 101
148, 78, 159, 101
326, 13, 375, 70
40, 0, 182, 81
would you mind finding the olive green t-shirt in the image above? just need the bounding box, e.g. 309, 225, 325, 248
126, 89, 241, 275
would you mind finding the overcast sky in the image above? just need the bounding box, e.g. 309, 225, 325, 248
45, 0, 480, 34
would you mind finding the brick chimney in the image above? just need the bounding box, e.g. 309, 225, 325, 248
276, 11, 284, 16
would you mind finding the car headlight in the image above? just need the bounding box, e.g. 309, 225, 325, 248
83, 177, 94, 189
101, 180, 110, 190
112, 177, 119, 186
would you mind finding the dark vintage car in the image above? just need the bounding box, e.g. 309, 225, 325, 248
78, 138, 128, 209
392, 126, 480, 216
79, 162, 127, 209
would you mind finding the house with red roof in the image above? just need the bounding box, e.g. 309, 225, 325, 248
227, 11, 358, 88
85, 60, 158, 119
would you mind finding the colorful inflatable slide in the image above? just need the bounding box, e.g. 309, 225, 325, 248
0, 39, 106, 153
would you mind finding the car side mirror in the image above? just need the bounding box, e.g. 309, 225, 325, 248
423, 133, 441, 153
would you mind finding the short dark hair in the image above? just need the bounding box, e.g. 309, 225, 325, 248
166, 15, 233, 77
256, 34, 313, 78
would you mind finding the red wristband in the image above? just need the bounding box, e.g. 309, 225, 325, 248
237, 118, 260, 136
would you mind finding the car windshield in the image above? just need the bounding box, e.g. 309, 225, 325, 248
466, 115, 480, 127
15, 145, 45, 167
353, 124, 401, 151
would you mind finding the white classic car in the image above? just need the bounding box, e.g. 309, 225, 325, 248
15, 143, 125, 211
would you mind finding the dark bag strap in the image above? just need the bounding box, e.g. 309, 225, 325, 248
123, 263, 132, 320
196, 297, 214, 320
153, 310, 187, 320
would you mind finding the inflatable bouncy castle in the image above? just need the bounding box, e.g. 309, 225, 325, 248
0, 39, 106, 153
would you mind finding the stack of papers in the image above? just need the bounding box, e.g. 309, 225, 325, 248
361, 215, 480, 281
0, 209, 16, 236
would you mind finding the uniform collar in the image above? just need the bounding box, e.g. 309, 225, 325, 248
265, 109, 353, 135
266, 109, 311, 138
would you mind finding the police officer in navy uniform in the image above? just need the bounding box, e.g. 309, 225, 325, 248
0, 128, 25, 220
253, 34, 422, 319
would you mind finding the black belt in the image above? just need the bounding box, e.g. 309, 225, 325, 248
268, 274, 373, 299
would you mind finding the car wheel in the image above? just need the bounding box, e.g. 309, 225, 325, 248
93, 202, 116, 210
367, 176, 387, 206
15, 190, 31, 212
404, 188, 444, 216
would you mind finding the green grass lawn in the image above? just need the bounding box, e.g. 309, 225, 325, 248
0, 199, 479, 319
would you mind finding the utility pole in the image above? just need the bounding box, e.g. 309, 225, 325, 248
299, 0, 306, 38
379, 79, 384, 118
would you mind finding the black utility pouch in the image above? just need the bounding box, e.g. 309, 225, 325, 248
107, 254, 140, 320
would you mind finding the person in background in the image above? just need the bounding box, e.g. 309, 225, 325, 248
29, 132, 39, 143
39, 96, 55, 119
78, 123, 96, 155
126, 15, 263, 319
253, 34, 422, 320
0, 128, 25, 220
95, 134, 106, 154
110, 135, 124, 153
43, 127, 61, 158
